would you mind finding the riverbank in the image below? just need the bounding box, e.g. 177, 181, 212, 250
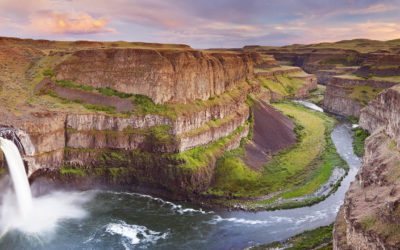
195, 101, 348, 211
249, 224, 333, 249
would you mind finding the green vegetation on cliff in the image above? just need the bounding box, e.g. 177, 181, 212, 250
352, 128, 369, 157
307, 85, 325, 105
175, 120, 249, 172
39, 78, 255, 120
258, 73, 307, 98
39, 78, 174, 117
60, 120, 249, 194
347, 85, 383, 106
252, 224, 333, 250
206, 101, 346, 203
338, 74, 400, 83
319, 53, 358, 66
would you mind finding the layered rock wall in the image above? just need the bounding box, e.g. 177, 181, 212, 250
1, 112, 67, 174
324, 76, 397, 116
54, 49, 254, 104
257, 49, 361, 84
356, 54, 400, 77
256, 67, 317, 100
334, 85, 400, 249
178, 105, 249, 151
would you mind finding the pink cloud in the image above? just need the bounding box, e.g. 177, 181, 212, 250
30, 11, 115, 35
70, 0, 194, 29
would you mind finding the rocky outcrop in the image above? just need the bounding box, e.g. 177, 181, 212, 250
250, 48, 361, 84
66, 113, 172, 132
178, 105, 249, 151
0, 111, 66, 175
334, 85, 400, 249
314, 67, 358, 85
256, 67, 317, 100
324, 82, 364, 117
52, 124, 250, 198
292, 74, 318, 98
54, 49, 254, 104
324, 76, 398, 117
359, 86, 400, 135
255, 66, 303, 77
356, 54, 400, 77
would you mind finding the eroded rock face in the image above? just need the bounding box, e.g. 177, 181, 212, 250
360, 86, 400, 139
258, 49, 361, 84
324, 77, 397, 117
334, 85, 400, 249
56, 124, 250, 198
0, 111, 67, 173
255, 66, 317, 100
66, 113, 172, 132
178, 105, 249, 151
54, 49, 254, 104
324, 83, 364, 117
356, 54, 400, 77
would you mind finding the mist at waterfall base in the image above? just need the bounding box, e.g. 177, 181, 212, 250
0, 138, 93, 241
0, 120, 360, 250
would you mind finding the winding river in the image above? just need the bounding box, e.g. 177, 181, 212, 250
0, 106, 361, 250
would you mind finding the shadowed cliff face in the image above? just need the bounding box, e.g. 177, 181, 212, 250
334, 85, 400, 249
323, 76, 396, 117
54, 49, 254, 104
356, 54, 400, 78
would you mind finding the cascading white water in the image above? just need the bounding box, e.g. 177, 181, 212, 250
0, 137, 33, 217
0, 135, 92, 238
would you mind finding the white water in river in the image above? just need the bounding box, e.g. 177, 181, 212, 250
0, 138, 32, 217
0, 137, 92, 237
293, 100, 324, 112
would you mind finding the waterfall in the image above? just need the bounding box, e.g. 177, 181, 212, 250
0, 138, 33, 217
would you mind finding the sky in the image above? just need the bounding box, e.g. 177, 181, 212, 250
1, 0, 400, 48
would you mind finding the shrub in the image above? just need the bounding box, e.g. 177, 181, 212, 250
96, 87, 133, 98
83, 104, 116, 114
43, 68, 55, 77
352, 128, 369, 157
72, 98, 82, 104
132, 94, 170, 115
56, 79, 95, 91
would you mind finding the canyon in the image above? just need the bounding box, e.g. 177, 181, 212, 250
2, 36, 400, 249
0, 37, 318, 201
243, 40, 400, 117
241, 39, 400, 248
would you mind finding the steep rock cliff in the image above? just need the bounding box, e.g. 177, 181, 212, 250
324, 76, 397, 117
356, 54, 400, 77
334, 85, 400, 249
0, 110, 66, 175
256, 66, 317, 100
54, 49, 254, 104
248, 48, 361, 85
